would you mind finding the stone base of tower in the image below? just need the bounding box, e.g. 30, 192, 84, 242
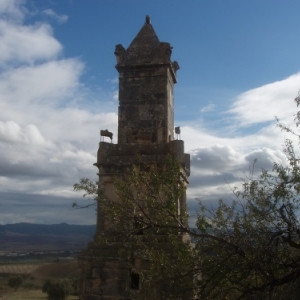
78, 240, 134, 300
78, 234, 193, 300
78, 139, 191, 300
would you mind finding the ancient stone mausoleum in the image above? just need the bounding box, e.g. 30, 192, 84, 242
79, 16, 190, 300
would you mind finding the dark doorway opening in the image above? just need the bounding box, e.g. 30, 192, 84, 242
131, 272, 140, 290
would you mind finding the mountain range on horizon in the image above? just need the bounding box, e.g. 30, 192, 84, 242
0, 222, 96, 234
0, 223, 96, 253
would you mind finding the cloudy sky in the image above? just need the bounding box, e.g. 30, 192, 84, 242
1, 0, 300, 225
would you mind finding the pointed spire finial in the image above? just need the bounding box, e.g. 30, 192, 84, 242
145, 15, 151, 24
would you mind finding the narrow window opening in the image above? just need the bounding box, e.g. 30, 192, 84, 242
133, 216, 144, 235
131, 272, 140, 290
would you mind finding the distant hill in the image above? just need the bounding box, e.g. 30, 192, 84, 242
0, 222, 96, 236
0, 223, 96, 253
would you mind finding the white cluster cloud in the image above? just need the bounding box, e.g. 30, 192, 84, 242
185, 75, 298, 225
229, 73, 300, 126
42, 9, 68, 24
0, 21, 62, 65
0, 0, 26, 22
0, 121, 45, 144
0, 0, 117, 224
201, 103, 215, 113
0, 1, 61, 66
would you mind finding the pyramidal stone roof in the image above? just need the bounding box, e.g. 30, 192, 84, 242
115, 16, 176, 69
125, 16, 160, 64
115, 16, 177, 70
129, 16, 160, 46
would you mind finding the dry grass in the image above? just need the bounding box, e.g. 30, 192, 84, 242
31, 260, 79, 280
0, 289, 78, 299
0, 264, 40, 275
0, 260, 78, 279
0, 260, 79, 300
0, 289, 46, 300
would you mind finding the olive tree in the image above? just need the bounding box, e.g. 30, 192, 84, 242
8, 276, 23, 291
42, 279, 73, 300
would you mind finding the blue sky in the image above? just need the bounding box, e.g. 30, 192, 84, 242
1, 0, 300, 225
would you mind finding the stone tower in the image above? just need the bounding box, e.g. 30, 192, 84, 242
79, 16, 190, 300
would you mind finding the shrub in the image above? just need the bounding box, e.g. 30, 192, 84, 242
22, 280, 41, 290
42, 278, 73, 300
8, 276, 23, 291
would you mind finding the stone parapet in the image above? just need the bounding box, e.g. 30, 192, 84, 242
96, 141, 189, 171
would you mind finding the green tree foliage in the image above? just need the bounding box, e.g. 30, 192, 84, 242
8, 276, 23, 291
73, 177, 98, 208
42, 278, 73, 300
197, 97, 300, 299
111, 159, 195, 299
74, 158, 196, 299
74, 97, 300, 299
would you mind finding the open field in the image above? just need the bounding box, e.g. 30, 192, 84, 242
0, 289, 78, 300
0, 260, 79, 300
0, 264, 40, 275
0, 260, 79, 278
